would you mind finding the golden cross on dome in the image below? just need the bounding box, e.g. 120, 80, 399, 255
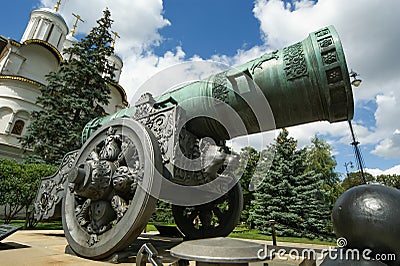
54, 0, 62, 12
70, 13, 85, 36
111, 31, 120, 48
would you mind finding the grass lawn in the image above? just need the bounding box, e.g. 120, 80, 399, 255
0, 220, 63, 230
229, 228, 335, 246
1, 220, 335, 246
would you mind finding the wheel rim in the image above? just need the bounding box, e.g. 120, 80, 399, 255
62, 118, 162, 259
172, 182, 243, 239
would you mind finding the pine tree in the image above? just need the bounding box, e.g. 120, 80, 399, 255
250, 129, 333, 239
250, 129, 300, 236
21, 9, 115, 165
290, 149, 333, 239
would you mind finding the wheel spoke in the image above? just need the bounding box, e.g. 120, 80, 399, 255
188, 210, 199, 223
213, 206, 224, 220
199, 209, 213, 228
172, 182, 243, 240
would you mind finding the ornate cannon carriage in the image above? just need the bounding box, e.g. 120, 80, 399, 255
34, 26, 353, 259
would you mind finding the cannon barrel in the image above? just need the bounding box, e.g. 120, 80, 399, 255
84, 25, 353, 141
36, 26, 355, 258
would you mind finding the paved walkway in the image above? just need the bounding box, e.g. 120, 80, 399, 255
0, 230, 331, 265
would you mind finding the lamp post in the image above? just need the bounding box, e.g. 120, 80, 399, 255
269, 220, 277, 246
348, 69, 366, 183
344, 161, 354, 178
348, 120, 367, 184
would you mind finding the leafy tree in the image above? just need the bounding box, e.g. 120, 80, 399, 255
22, 163, 58, 228
236, 147, 260, 224
376, 174, 400, 189
305, 136, 341, 207
21, 9, 116, 165
341, 171, 374, 191
0, 159, 56, 226
151, 201, 174, 224
0, 159, 22, 222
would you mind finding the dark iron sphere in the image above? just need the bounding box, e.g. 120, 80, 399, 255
332, 184, 400, 259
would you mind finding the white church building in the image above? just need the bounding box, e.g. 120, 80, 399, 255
0, 6, 128, 161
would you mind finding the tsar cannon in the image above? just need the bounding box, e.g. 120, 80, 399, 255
34, 26, 353, 259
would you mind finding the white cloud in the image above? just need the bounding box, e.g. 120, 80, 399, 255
372, 130, 400, 159
40, 0, 170, 54
123, 52, 232, 104
366, 164, 400, 176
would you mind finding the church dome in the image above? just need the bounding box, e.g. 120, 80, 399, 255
107, 53, 123, 82
20, 7, 69, 52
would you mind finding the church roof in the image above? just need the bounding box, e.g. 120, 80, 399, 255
33, 8, 68, 30
8, 38, 64, 63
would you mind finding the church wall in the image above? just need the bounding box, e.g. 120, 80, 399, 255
18, 44, 59, 84
2, 52, 26, 75
0, 80, 40, 161
0, 80, 40, 106
105, 86, 126, 114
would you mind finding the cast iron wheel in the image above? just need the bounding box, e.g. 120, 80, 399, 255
62, 118, 163, 259
172, 182, 243, 240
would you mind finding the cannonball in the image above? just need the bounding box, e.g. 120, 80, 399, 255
332, 184, 400, 256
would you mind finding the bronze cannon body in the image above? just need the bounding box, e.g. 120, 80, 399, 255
35, 26, 353, 259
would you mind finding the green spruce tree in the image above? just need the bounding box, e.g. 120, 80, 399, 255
250, 129, 332, 239
250, 129, 300, 236
290, 149, 333, 239
21, 9, 115, 165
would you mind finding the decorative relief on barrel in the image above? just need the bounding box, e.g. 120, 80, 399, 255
322, 50, 338, 65
318, 37, 334, 49
326, 67, 343, 84
212, 71, 229, 103
283, 42, 308, 80
250, 50, 279, 74
315, 27, 330, 38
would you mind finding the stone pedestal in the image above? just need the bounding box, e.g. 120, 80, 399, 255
170, 237, 272, 265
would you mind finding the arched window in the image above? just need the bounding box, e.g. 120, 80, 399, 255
11, 120, 25, 135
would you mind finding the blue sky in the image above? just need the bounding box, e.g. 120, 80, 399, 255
1, 0, 400, 177
153, 0, 263, 58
